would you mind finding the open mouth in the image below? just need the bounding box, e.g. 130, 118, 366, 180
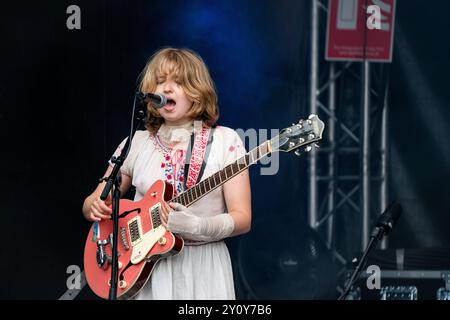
166, 98, 176, 106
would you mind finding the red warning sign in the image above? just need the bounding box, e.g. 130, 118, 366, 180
326, 0, 396, 62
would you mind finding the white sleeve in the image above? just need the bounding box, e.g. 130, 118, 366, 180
108, 131, 146, 177
108, 138, 132, 177
222, 129, 246, 167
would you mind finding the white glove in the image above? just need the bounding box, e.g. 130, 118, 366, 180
167, 202, 235, 242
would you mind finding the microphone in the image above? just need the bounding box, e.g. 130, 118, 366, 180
136, 92, 167, 108
338, 201, 402, 300
371, 201, 402, 239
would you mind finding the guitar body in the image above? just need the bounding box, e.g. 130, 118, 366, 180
84, 180, 184, 299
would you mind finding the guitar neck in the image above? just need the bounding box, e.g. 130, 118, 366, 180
171, 140, 272, 207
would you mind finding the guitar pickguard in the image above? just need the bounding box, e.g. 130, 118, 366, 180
130, 225, 167, 264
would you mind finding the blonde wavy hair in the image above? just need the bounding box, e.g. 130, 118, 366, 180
139, 47, 219, 133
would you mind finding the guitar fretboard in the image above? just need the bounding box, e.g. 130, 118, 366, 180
171, 141, 271, 207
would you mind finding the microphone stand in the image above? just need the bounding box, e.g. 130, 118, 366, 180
99, 92, 146, 300
338, 226, 386, 300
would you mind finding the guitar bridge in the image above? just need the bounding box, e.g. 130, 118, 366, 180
120, 227, 130, 251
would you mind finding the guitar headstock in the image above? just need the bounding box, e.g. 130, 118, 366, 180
271, 114, 325, 155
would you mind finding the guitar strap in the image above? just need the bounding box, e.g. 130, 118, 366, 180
183, 125, 215, 190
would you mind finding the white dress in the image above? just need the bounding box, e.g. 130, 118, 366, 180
109, 121, 246, 300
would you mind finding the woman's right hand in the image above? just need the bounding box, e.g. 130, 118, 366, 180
82, 166, 132, 222
85, 194, 112, 222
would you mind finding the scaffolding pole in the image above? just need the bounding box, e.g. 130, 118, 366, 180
309, 0, 319, 229
380, 74, 390, 249
361, 61, 371, 250
327, 62, 336, 247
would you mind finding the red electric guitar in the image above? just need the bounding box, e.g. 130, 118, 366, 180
84, 114, 325, 299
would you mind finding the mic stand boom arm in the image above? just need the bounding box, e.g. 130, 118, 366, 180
338, 229, 383, 300
338, 201, 402, 300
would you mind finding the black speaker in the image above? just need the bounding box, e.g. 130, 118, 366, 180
234, 217, 339, 299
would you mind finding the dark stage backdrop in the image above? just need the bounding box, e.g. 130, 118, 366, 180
0, 0, 449, 299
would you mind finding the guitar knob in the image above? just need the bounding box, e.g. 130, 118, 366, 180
119, 280, 127, 289
158, 237, 167, 245
108, 279, 127, 289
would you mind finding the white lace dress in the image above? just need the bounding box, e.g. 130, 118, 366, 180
109, 121, 246, 299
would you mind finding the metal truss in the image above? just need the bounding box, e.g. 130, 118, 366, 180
308, 0, 391, 280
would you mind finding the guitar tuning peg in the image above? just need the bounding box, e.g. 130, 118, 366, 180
314, 143, 320, 148
294, 149, 301, 156
305, 145, 312, 152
